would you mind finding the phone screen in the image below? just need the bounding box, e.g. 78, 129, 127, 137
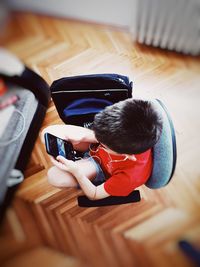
44, 133, 75, 160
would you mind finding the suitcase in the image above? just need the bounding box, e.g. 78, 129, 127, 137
0, 49, 50, 221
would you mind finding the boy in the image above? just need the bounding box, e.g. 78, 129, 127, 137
42, 99, 163, 200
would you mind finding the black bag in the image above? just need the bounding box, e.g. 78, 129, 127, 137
50, 73, 133, 127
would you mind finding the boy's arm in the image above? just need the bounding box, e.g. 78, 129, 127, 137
74, 172, 110, 200
41, 124, 98, 151
52, 156, 110, 200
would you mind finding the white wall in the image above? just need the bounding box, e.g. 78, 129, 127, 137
7, 0, 137, 28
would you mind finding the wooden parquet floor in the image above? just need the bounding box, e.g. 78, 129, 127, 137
1, 12, 200, 267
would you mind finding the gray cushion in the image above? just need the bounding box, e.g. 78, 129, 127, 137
145, 99, 177, 189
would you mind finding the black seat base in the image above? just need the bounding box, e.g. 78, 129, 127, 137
77, 190, 141, 207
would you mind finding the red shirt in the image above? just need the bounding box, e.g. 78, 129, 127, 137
90, 144, 152, 196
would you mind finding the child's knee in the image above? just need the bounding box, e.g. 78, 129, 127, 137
47, 166, 77, 188
47, 166, 58, 185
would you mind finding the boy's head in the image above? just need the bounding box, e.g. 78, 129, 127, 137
92, 99, 163, 155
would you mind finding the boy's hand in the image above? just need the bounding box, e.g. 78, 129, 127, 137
50, 155, 77, 174
41, 125, 97, 149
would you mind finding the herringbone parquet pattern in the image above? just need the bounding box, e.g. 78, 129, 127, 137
0, 12, 200, 267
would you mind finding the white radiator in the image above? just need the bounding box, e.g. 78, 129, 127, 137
131, 0, 200, 55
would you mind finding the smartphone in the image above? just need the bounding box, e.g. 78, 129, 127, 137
44, 132, 75, 161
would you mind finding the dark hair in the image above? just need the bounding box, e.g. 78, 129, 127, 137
92, 99, 163, 154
